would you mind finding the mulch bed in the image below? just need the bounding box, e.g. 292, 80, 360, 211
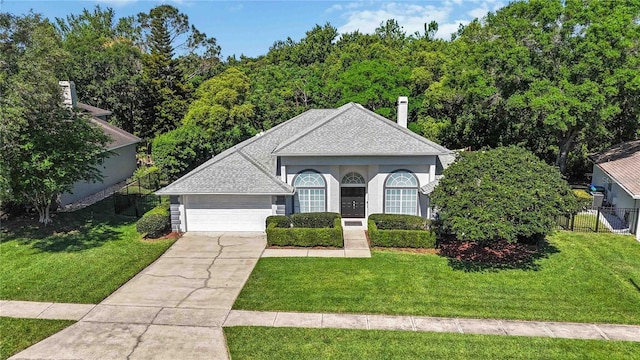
143, 231, 182, 242
439, 239, 539, 265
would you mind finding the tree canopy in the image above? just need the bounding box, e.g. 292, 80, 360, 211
430, 146, 579, 244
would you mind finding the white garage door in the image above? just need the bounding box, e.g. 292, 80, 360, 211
184, 195, 272, 232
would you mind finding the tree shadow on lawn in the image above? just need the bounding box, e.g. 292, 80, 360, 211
439, 239, 560, 272
1, 199, 136, 253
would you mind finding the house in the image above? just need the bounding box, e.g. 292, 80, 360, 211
157, 97, 454, 232
589, 140, 640, 240
58, 81, 141, 206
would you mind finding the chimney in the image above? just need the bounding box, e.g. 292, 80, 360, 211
58, 81, 77, 108
397, 96, 408, 128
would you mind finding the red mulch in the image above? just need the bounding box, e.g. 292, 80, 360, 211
144, 231, 182, 242
439, 239, 538, 264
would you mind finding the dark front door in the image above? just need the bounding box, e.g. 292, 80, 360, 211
341, 187, 365, 218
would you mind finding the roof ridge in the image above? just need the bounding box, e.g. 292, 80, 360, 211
237, 150, 293, 193
274, 103, 357, 153
362, 108, 453, 154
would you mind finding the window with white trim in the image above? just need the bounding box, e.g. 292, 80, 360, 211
384, 171, 419, 215
293, 170, 326, 213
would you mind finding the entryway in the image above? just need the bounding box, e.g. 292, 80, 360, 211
341, 187, 365, 218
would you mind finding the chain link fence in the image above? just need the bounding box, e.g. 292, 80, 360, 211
113, 172, 163, 217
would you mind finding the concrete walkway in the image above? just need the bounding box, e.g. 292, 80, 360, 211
7, 232, 266, 360
224, 310, 640, 342
262, 229, 371, 258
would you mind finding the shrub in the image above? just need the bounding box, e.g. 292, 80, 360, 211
266, 215, 291, 228
368, 220, 436, 248
267, 218, 343, 247
573, 189, 592, 210
430, 146, 579, 244
136, 213, 169, 238
290, 212, 340, 228
368, 214, 429, 230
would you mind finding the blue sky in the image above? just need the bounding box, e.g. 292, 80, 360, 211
3, 0, 505, 58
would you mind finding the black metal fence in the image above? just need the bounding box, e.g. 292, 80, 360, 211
556, 207, 639, 235
113, 172, 163, 217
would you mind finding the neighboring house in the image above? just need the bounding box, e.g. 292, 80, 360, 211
157, 97, 454, 232
58, 81, 141, 206
589, 140, 640, 240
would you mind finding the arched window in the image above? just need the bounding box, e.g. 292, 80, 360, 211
293, 170, 326, 213
384, 170, 419, 215
341, 172, 365, 186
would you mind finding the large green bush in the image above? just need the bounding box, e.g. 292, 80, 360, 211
368, 214, 429, 230
368, 219, 436, 248
290, 212, 341, 228
430, 146, 579, 244
136, 203, 170, 238
266, 217, 343, 247
136, 213, 169, 238
266, 215, 291, 228
151, 124, 213, 181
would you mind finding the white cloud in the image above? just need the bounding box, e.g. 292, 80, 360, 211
228, 3, 244, 12
336, 2, 453, 35
435, 20, 469, 40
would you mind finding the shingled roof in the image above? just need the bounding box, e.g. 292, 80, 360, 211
274, 103, 450, 156
590, 140, 640, 198
157, 103, 452, 195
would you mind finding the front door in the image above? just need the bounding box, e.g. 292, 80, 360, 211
341, 187, 365, 218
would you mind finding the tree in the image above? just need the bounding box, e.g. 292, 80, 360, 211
151, 124, 212, 181
422, 0, 640, 176
430, 147, 578, 244
0, 14, 109, 224
182, 67, 256, 154
137, 5, 220, 140
55, 6, 145, 134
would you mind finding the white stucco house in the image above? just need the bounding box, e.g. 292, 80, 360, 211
157, 98, 454, 232
589, 140, 640, 240
58, 81, 141, 206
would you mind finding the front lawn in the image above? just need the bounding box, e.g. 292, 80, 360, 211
224, 327, 640, 360
0, 198, 175, 303
234, 232, 640, 324
0, 317, 74, 360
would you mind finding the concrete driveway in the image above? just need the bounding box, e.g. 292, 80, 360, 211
10, 232, 266, 360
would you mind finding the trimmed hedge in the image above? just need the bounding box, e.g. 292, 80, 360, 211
266, 215, 291, 228
368, 215, 436, 248
267, 218, 343, 247
368, 213, 429, 230
290, 212, 341, 228
136, 203, 170, 238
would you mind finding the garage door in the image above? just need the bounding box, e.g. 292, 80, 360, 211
184, 195, 272, 232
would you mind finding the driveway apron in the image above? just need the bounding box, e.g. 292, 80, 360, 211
10, 232, 266, 360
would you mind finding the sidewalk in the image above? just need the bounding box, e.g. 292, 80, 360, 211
6, 232, 266, 360
4, 300, 640, 343
224, 310, 640, 342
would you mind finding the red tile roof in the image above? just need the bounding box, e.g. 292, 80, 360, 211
590, 140, 640, 198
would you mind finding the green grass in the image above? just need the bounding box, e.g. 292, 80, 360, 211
224, 327, 640, 360
0, 317, 74, 360
0, 197, 175, 303
234, 232, 640, 324
572, 213, 611, 233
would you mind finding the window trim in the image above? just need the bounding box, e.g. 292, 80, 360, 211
292, 169, 327, 213
383, 169, 419, 215
341, 172, 366, 187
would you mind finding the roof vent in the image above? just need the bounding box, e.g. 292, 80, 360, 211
397, 96, 408, 128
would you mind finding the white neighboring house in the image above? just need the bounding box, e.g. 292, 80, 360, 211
157, 98, 454, 232
58, 81, 141, 206
589, 140, 640, 240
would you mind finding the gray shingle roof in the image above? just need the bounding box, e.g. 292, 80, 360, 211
156, 149, 293, 195
274, 103, 451, 156
90, 117, 141, 151
157, 102, 453, 195
420, 175, 443, 195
